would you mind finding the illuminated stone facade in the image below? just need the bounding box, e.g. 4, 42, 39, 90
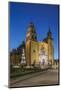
26, 23, 54, 67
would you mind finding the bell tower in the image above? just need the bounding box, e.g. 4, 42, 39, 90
26, 22, 37, 66
26, 22, 37, 41
47, 28, 54, 65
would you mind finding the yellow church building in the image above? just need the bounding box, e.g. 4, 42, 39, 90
26, 22, 54, 67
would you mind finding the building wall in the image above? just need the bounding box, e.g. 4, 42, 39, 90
26, 40, 31, 66
38, 42, 48, 65
48, 39, 54, 65
31, 41, 39, 65
10, 54, 20, 65
27, 41, 54, 65
31, 41, 48, 65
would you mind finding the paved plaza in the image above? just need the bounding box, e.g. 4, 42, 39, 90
10, 69, 59, 88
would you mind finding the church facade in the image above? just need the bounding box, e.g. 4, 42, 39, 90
26, 23, 54, 67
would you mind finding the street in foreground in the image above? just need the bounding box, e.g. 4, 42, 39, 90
10, 69, 59, 88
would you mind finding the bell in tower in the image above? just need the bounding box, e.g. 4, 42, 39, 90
26, 22, 37, 42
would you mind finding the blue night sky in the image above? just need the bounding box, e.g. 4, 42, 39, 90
9, 2, 59, 59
